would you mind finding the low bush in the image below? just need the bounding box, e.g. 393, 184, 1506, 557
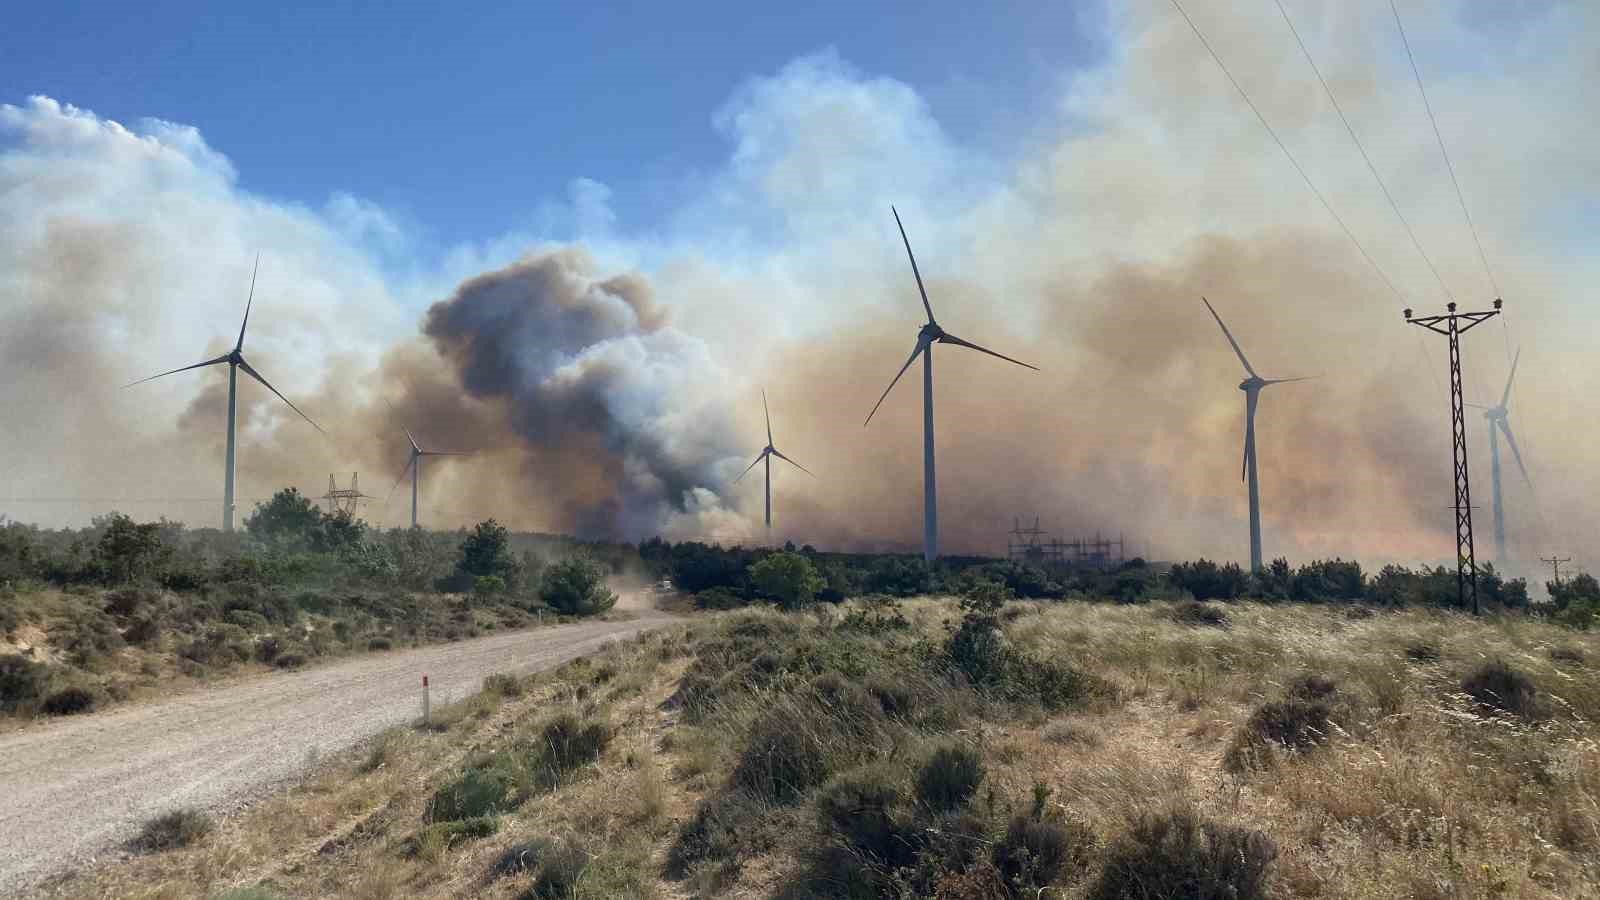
816, 769, 918, 867
1549, 645, 1585, 666
1404, 640, 1441, 662
42, 685, 95, 716
403, 815, 498, 856
529, 713, 611, 786
274, 652, 307, 669
525, 835, 591, 898
0, 654, 50, 711
1087, 809, 1276, 900
367, 636, 393, 652
1223, 698, 1335, 773
915, 744, 985, 813
1170, 600, 1230, 628
994, 813, 1094, 893
134, 808, 214, 852
667, 790, 781, 876
483, 672, 522, 697
1462, 659, 1541, 720
426, 766, 518, 823
540, 555, 616, 616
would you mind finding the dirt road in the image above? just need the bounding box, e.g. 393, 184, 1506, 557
0, 610, 676, 894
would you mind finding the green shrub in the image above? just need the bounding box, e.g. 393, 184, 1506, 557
104, 586, 160, 619
994, 814, 1094, 893
274, 651, 307, 669
749, 551, 824, 610
472, 574, 507, 598
1170, 600, 1229, 628
539, 556, 616, 616
1223, 698, 1335, 772
426, 766, 517, 823
404, 816, 499, 855
532, 713, 612, 779
224, 608, 270, 632
732, 704, 836, 804
134, 808, 214, 852
367, 636, 393, 652
816, 769, 918, 867
1462, 659, 1541, 720
694, 587, 745, 610
0, 654, 50, 712
666, 791, 784, 877
483, 672, 522, 697
55, 608, 126, 667
42, 686, 96, 716
1404, 640, 1441, 663
526, 835, 590, 899
915, 744, 985, 812
1087, 809, 1276, 900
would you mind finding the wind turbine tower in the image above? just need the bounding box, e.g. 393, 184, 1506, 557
1468, 348, 1531, 565
385, 407, 470, 529
736, 390, 813, 543
126, 255, 325, 531
866, 207, 1037, 562
1202, 298, 1312, 574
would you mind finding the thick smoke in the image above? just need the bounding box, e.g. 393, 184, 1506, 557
1, 1, 1596, 574
411, 250, 736, 538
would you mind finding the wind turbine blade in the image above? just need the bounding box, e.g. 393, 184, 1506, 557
864, 339, 927, 426
236, 253, 259, 352
771, 448, 815, 477
124, 352, 232, 387
1201, 297, 1259, 378
1262, 376, 1316, 385
382, 397, 421, 452
1464, 401, 1489, 410
420, 450, 473, 457
734, 450, 767, 483
236, 357, 326, 434
891, 206, 937, 324
1498, 421, 1532, 488
938, 333, 1039, 371
124, 350, 232, 385
1500, 347, 1520, 409
385, 455, 416, 504
763, 388, 773, 446
1242, 390, 1258, 483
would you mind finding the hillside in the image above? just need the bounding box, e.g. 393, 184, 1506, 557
30, 592, 1599, 899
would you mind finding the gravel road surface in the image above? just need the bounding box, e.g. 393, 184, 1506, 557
0, 610, 675, 894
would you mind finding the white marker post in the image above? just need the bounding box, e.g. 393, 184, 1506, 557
422, 674, 430, 727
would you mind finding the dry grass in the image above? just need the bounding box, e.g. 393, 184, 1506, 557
32, 602, 1600, 900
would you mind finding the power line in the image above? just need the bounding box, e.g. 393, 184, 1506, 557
1272, 0, 1455, 304
1168, 0, 1409, 306
1390, 0, 1501, 299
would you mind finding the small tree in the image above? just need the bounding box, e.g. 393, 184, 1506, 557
456, 519, 521, 585
95, 513, 166, 584
311, 508, 367, 554
540, 556, 616, 616
749, 551, 823, 610
245, 488, 322, 547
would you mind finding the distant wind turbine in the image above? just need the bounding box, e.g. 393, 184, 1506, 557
735, 389, 813, 541
1202, 297, 1312, 574
384, 402, 471, 529
865, 207, 1038, 562
126, 255, 324, 532
1467, 347, 1531, 564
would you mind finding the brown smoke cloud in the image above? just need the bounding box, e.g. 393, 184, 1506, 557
2, 1, 1595, 578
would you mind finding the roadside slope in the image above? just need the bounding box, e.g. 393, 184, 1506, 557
0, 609, 675, 894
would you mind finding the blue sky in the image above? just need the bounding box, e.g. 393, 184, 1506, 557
1, 1, 1107, 250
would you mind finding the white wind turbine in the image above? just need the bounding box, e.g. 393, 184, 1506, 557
126, 255, 325, 531
384, 402, 471, 529
735, 389, 813, 542
1467, 347, 1532, 564
1202, 297, 1313, 573
865, 207, 1037, 562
